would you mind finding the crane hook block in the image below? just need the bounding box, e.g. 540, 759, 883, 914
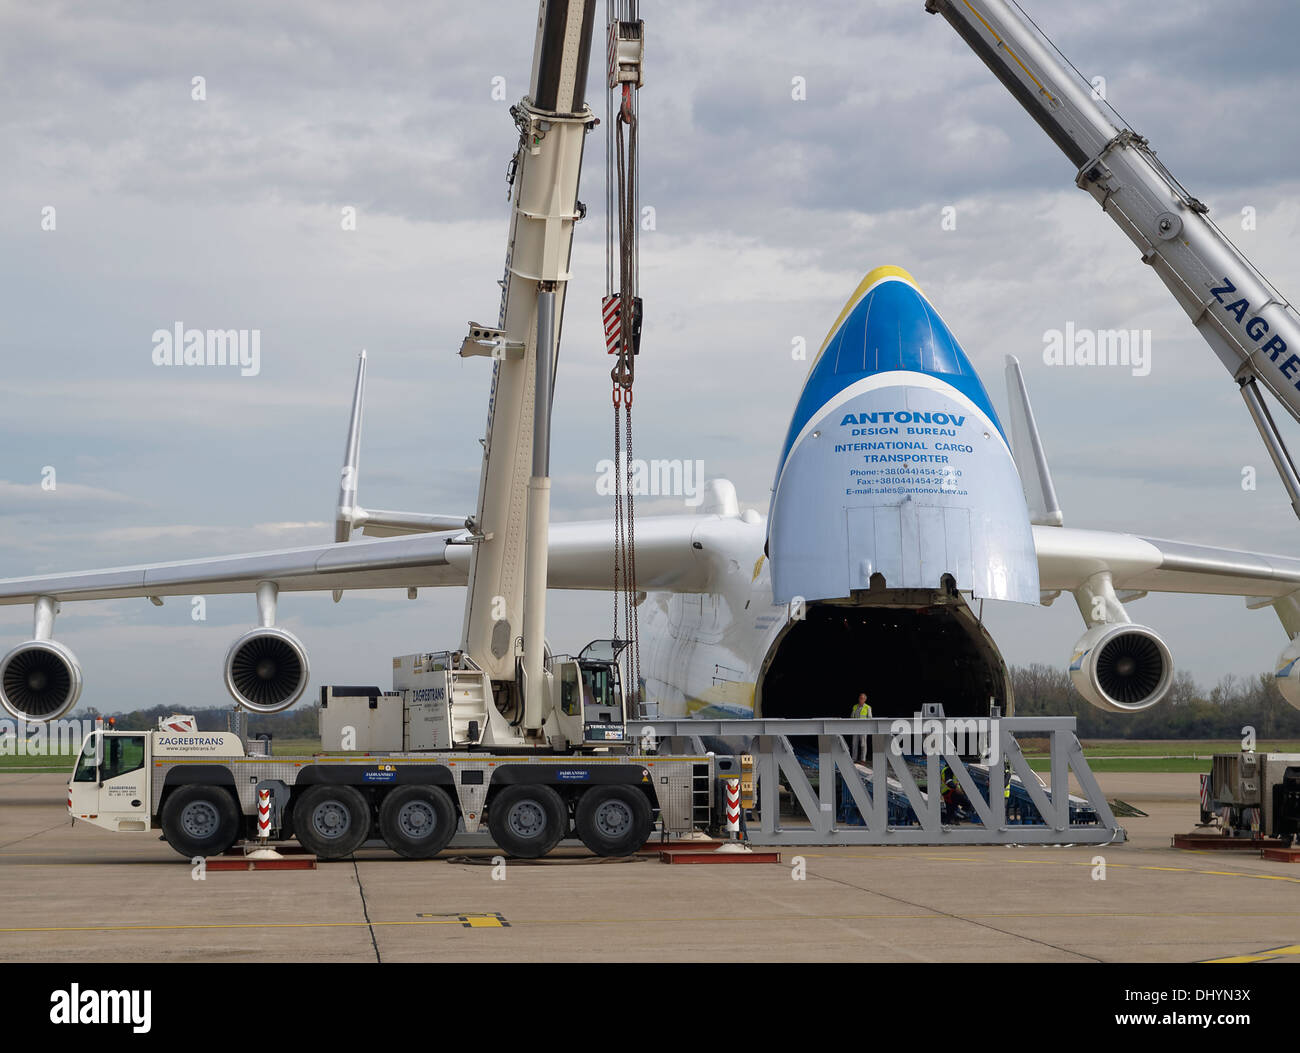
602, 294, 643, 357
607, 20, 644, 90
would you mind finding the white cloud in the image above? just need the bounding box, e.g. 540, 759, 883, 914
3, 0, 1300, 709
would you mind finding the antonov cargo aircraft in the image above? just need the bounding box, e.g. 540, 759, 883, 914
5, 266, 1300, 725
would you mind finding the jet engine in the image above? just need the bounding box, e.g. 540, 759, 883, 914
223, 627, 309, 713
0, 638, 83, 722
222, 582, 309, 713
1068, 623, 1173, 713
1273, 638, 1300, 711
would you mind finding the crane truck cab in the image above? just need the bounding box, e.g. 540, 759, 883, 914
68, 718, 246, 846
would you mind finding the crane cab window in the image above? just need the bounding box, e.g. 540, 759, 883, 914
100, 735, 145, 781
560, 664, 581, 716
581, 663, 621, 720
72, 734, 100, 783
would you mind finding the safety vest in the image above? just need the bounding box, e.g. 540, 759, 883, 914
852, 702, 872, 719
1003, 760, 1012, 798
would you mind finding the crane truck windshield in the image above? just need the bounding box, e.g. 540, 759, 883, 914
581, 664, 617, 712
72, 733, 145, 783
72, 734, 100, 783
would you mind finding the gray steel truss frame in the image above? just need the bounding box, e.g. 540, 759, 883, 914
628, 717, 1126, 846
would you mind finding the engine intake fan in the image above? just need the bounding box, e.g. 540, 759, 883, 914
0, 639, 83, 722
223, 627, 309, 713
1068, 623, 1172, 713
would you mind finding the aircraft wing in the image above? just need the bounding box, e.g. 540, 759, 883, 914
4, 514, 1298, 607
0, 533, 468, 605
1004, 355, 1300, 619
1035, 526, 1300, 602
0, 515, 716, 605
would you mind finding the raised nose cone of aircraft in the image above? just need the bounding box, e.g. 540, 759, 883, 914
767, 266, 1039, 606
777, 266, 1005, 477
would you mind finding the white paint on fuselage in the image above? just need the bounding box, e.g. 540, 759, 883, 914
639, 511, 787, 719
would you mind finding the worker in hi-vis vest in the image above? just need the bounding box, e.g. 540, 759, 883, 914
940, 761, 960, 822
851, 692, 873, 764
1003, 756, 1014, 821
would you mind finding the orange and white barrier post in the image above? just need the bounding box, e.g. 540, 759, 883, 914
724, 778, 741, 839
257, 789, 272, 840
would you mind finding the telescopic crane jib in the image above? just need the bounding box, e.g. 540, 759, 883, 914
457, 0, 599, 736
928, 0, 1300, 521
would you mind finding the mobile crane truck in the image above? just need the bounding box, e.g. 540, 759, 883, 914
61, 1, 718, 862
66, 648, 711, 862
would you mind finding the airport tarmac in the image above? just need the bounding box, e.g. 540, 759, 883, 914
0, 770, 1297, 963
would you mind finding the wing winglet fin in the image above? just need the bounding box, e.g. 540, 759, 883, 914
1005, 355, 1064, 528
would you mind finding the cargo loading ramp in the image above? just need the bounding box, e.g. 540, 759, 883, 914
629, 717, 1125, 846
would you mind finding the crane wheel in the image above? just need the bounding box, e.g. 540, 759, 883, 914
575, 785, 652, 857
378, 785, 457, 859
487, 784, 566, 859
160, 785, 241, 859
293, 785, 371, 860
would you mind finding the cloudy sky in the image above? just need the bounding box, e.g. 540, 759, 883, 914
2, 0, 1299, 715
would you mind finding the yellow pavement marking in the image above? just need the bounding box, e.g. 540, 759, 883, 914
799, 851, 1300, 884
4, 910, 1300, 937
1203, 943, 1300, 964
416, 912, 510, 929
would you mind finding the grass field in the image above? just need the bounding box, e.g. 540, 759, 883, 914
0, 750, 76, 772
3, 737, 1296, 774
1025, 757, 1212, 773
0, 736, 327, 773
1021, 738, 1300, 759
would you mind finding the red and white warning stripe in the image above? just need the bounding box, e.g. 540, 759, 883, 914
1199, 773, 1210, 811
602, 293, 623, 355
725, 778, 741, 835
257, 789, 272, 839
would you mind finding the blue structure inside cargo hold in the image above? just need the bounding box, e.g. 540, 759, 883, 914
960, 762, 1102, 826
790, 744, 916, 825
788, 744, 1102, 827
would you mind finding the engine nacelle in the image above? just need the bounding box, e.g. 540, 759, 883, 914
1068, 623, 1173, 713
223, 627, 309, 713
1273, 639, 1300, 711
0, 639, 83, 722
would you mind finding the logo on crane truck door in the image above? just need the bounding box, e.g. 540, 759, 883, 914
1210, 277, 1296, 381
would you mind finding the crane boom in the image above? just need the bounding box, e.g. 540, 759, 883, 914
928, 0, 1300, 514
459, 0, 598, 727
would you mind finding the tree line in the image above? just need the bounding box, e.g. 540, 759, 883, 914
1010, 664, 1300, 739
88, 702, 322, 739
89, 665, 1300, 741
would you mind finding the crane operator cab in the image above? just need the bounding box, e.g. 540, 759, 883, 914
68, 729, 150, 833
555, 639, 630, 749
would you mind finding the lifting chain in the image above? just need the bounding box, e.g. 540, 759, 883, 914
608, 1, 642, 713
